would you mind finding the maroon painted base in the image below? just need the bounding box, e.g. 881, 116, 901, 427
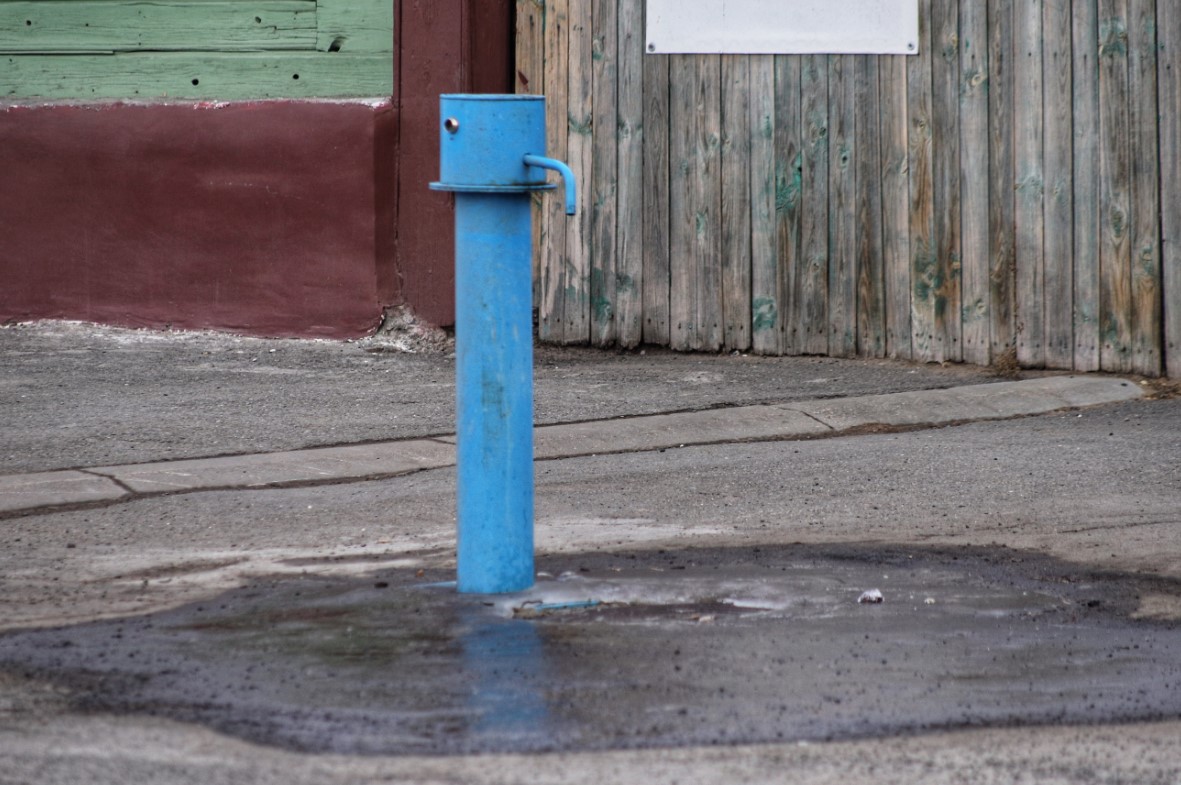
0, 101, 396, 339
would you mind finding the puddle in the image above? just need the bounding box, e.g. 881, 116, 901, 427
1, 545, 1179, 755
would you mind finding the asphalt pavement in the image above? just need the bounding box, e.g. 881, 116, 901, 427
1, 320, 1179, 784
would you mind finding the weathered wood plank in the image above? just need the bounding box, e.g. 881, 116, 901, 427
515, 0, 544, 94
959, 0, 991, 366
798, 54, 829, 355
667, 55, 724, 351
855, 55, 884, 358
774, 56, 804, 354
988, 0, 1017, 363
880, 53, 911, 360
590, 0, 618, 346
1073, 0, 1102, 371
930, 0, 961, 363
1098, 0, 1134, 372
641, 51, 671, 345
539, 0, 570, 342
907, 0, 937, 363
564, 0, 593, 343
516, 0, 544, 311
2, 50, 390, 100
696, 55, 724, 351
828, 54, 857, 358
749, 55, 781, 355
668, 55, 697, 351
1044, 0, 1075, 369
1014, 0, 1046, 367
0, 1, 315, 54
721, 54, 752, 351
1128, 0, 1162, 375
315, 0, 392, 53
1162, 0, 1181, 376
615, 0, 644, 348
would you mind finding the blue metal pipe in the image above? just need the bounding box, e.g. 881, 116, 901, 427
430, 94, 576, 595
523, 154, 578, 216
454, 191, 536, 594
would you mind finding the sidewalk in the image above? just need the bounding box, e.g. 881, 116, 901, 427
0, 370, 1144, 515
1, 321, 1179, 785
2, 319, 1025, 475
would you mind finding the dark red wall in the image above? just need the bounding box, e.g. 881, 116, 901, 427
0, 101, 392, 338
0, 0, 514, 337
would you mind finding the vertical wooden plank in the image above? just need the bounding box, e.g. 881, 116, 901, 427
775, 56, 805, 354
1128, 0, 1161, 375
590, 0, 618, 346
828, 54, 857, 358
721, 54, 752, 351
988, 0, 1018, 362
1014, 0, 1046, 368
855, 55, 885, 358
1044, 0, 1075, 369
667, 55, 724, 351
696, 55, 724, 351
668, 54, 697, 351
799, 54, 829, 355
749, 55, 781, 355
615, 0, 644, 348
539, 0, 569, 342
960, 0, 991, 366
931, 0, 962, 363
516, 0, 545, 310
642, 51, 671, 345
907, 0, 937, 363
1098, 0, 1134, 371
1162, 0, 1181, 376
564, 0, 593, 343
514, 0, 543, 94
880, 53, 912, 360
1073, 0, 1102, 371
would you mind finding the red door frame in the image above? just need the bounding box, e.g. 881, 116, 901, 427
391, 0, 515, 327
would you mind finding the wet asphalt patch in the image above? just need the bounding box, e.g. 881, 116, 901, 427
1, 544, 1179, 755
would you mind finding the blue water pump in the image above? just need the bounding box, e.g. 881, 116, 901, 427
430, 94, 576, 594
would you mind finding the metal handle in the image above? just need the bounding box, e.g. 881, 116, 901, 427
522, 154, 577, 216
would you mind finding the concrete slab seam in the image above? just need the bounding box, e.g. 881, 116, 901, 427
0, 470, 130, 514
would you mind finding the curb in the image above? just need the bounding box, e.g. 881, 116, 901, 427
0, 376, 1143, 516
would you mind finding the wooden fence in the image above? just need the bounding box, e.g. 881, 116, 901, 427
516, 0, 1180, 377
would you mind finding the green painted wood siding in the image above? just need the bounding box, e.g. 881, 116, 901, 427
1, 0, 392, 99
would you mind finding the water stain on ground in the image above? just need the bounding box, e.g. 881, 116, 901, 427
1, 543, 1179, 756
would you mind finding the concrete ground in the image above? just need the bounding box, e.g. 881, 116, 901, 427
1, 321, 1179, 784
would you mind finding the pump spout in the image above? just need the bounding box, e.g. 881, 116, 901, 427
523, 154, 577, 216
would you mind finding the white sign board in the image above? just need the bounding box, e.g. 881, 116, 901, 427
646, 0, 920, 55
